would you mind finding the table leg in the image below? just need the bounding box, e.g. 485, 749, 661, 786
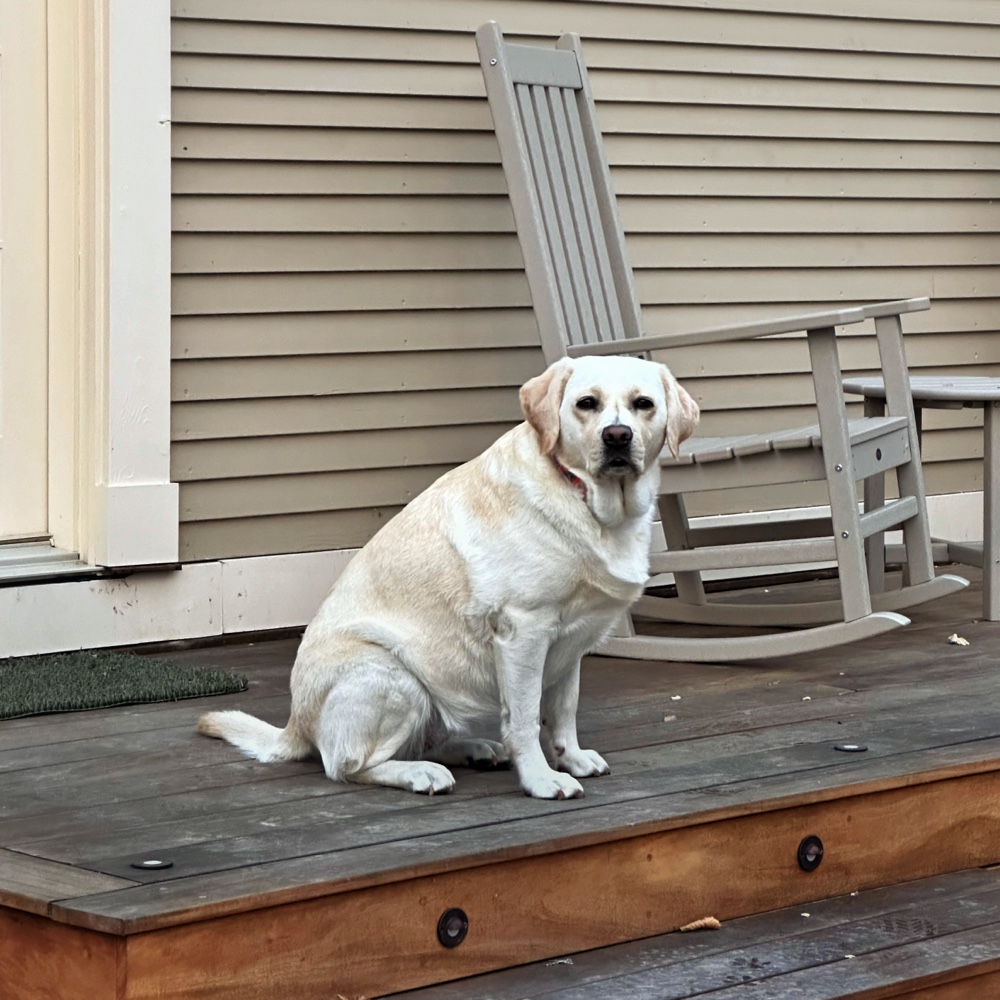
984, 401, 1000, 620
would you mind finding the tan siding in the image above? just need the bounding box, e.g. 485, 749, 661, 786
172, 232, 998, 273
172, 389, 523, 440
180, 466, 455, 520
178, 509, 406, 561
171, 309, 538, 357
172, 424, 512, 480
172, 1, 1000, 556
171, 270, 530, 315
171, 351, 541, 401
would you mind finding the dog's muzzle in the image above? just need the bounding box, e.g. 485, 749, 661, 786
600, 423, 637, 475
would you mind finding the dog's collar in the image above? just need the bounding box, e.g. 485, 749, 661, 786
552, 458, 588, 502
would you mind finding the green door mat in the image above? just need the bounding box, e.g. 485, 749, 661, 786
0, 650, 249, 720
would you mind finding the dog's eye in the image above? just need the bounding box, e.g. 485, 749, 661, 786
633, 396, 655, 412
575, 396, 599, 411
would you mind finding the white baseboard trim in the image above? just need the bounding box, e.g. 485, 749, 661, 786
1, 491, 983, 658
0, 549, 359, 658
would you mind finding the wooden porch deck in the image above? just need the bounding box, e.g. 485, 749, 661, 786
3, 567, 1000, 999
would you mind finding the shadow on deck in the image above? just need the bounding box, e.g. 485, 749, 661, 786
2, 567, 1000, 999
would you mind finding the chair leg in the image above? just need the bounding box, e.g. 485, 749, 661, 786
873, 312, 935, 587
808, 326, 873, 622
983, 401, 1000, 620
657, 493, 708, 607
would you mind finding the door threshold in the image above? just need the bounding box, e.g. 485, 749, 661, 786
0, 540, 97, 585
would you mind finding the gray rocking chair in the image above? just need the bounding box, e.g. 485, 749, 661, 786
476, 22, 967, 662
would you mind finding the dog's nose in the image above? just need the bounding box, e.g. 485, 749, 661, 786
602, 424, 633, 449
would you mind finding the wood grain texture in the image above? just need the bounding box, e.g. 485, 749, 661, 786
392, 870, 999, 998
0, 850, 136, 916
63, 771, 1000, 999
0, 906, 119, 1000
7, 578, 1000, 998
898, 972, 1000, 1000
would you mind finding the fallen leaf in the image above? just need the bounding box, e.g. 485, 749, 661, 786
679, 916, 722, 932
948, 633, 970, 646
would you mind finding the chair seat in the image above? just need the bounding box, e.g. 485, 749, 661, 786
663, 416, 910, 467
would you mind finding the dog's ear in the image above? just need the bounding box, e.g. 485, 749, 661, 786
520, 360, 573, 455
660, 366, 700, 459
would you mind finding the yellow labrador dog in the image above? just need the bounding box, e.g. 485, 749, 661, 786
199, 355, 698, 799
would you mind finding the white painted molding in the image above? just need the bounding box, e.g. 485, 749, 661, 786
0, 565, 222, 658
90, 482, 180, 567
927, 489, 982, 542
90, 0, 176, 566
0, 491, 984, 657
0, 549, 361, 657
220, 550, 358, 634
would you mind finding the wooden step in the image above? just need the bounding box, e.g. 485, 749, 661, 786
387, 866, 1000, 999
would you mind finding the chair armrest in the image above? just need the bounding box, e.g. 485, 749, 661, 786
565, 298, 930, 358
862, 297, 929, 319
565, 305, 866, 357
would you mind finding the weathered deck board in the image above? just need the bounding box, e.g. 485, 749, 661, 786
387, 868, 1000, 999
1, 567, 998, 998
49, 758, 1000, 939
59, 694, 1000, 885
0, 849, 136, 916
17, 687, 992, 870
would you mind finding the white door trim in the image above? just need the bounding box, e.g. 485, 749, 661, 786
48, 0, 177, 568
0, 0, 50, 539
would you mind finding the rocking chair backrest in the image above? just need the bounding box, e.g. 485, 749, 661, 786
476, 22, 643, 363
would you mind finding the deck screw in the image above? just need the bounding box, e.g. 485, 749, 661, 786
490, 57, 497, 65
841, 531, 849, 538
834, 464, 843, 472
797, 835, 824, 872
437, 907, 469, 948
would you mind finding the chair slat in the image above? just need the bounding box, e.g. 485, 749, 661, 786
558, 87, 626, 343
531, 84, 599, 345
546, 87, 615, 344
515, 83, 583, 343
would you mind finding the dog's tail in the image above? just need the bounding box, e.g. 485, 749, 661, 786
197, 710, 312, 763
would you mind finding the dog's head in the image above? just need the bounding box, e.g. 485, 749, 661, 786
520, 355, 699, 478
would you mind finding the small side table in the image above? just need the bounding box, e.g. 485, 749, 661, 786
843, 375, 1000, 620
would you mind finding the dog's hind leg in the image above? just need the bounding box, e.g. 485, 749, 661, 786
314, 653, 456, 795
424, 736, 510, 771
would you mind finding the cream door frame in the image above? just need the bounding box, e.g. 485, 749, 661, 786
48, 0, 177, 567
0, 0, 49, 540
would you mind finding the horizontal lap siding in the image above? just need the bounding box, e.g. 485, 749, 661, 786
171, 1, 1000, 557
171, 7, 542, 560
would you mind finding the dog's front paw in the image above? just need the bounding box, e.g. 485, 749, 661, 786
519, 768, 584, 800
557, 748, 610, 778
403, 762, 456, 796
